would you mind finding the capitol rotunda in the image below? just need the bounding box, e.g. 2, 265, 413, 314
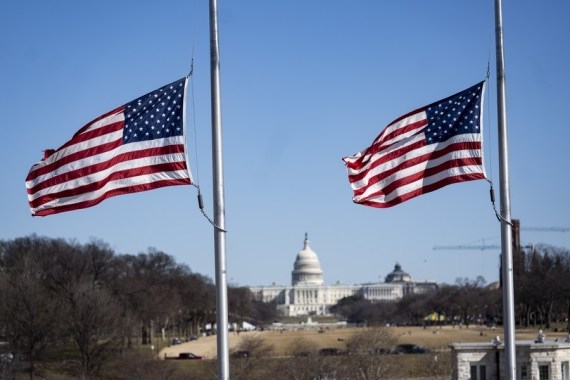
249, 234, 438, 317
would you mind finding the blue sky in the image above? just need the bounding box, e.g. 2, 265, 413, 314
2, 1, 569, 287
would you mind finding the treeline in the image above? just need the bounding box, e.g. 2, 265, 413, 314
334, 244, 570, 331
332, 275, 501, 328
0, 235, 276, 379
515, 244, 570, 329
1, 235, 569, 379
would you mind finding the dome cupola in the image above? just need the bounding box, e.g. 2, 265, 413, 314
385, 263, 411, 283
291, 233, 324, 286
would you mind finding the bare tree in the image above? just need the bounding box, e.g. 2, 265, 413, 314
274, 337, 323, 380
62, 281, 124, 379
336, 327, 397, 380
0, 238, 60, 380
115, 250, 186, 346
421, 351, 453, 380
230, 334, 274, 380
36, 238, 126, 379
173, 271, 216, 339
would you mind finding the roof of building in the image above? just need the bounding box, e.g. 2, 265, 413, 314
450, 339, 570, 350
385, 263, 412, 283
291, 233, 323, 285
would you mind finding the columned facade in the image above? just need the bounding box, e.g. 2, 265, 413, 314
249, 234, 438, 317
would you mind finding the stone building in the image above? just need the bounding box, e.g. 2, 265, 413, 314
451, 335, 570, 380
248, 234, 438, 317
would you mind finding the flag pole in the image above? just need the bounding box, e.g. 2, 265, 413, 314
209, 0, 230, 378
494, 0, 516, 378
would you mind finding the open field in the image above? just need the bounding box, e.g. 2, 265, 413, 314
159, 324, 568, 359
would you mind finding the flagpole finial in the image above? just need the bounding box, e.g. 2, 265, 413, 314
188, 57, 194, 78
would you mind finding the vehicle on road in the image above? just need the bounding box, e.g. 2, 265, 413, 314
319, 347, 347, 356
391, 344, 430, 354
165, 352, 204, 360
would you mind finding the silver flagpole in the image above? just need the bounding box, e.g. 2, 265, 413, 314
209, 0, 230, 378
494, 0, 516, 379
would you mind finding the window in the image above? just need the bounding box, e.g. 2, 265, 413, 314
562, 361, 569, 380
539, 364, 550, 380
470, 365, 477, 379
520, 362, 529, 380
470, 364, 487, 380
480, 365, 487, 380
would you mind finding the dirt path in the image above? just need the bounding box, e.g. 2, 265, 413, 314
159, 332, 258, 360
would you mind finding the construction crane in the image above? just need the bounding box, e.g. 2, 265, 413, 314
432, 244, 533, 251
522, 226, 569, 233
433, 220, 567, 251
432, 244, 500, 250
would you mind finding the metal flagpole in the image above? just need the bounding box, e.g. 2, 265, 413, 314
209, 0, 230, 378
494, 0, 516, 379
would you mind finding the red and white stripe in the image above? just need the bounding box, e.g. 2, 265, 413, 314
343, 108, 485, 208
26, 106, 191, 216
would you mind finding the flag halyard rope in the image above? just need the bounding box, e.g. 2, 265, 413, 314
188, 56, 227, 233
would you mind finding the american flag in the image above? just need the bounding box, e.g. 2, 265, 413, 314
343, 81, 486, 208
26, 77, 193, 216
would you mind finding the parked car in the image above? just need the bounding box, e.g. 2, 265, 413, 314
319, 347, 347, 356
165, 352, 203, 360
171, 338, 182, 345
178, 352, 203, 360
391, 344, 430, 354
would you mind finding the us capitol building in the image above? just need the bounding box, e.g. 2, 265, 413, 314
249, 234, 438, 317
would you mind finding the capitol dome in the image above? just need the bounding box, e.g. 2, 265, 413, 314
291, 234, 324, 286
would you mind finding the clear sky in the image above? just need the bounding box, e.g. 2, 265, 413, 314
2, 1, 569, 287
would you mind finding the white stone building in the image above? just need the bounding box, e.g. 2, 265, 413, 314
451, 336, 570, 380
249, 234, 438, 317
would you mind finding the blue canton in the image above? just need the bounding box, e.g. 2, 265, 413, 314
424, 82, 483, 144
123, 78, 185, 144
